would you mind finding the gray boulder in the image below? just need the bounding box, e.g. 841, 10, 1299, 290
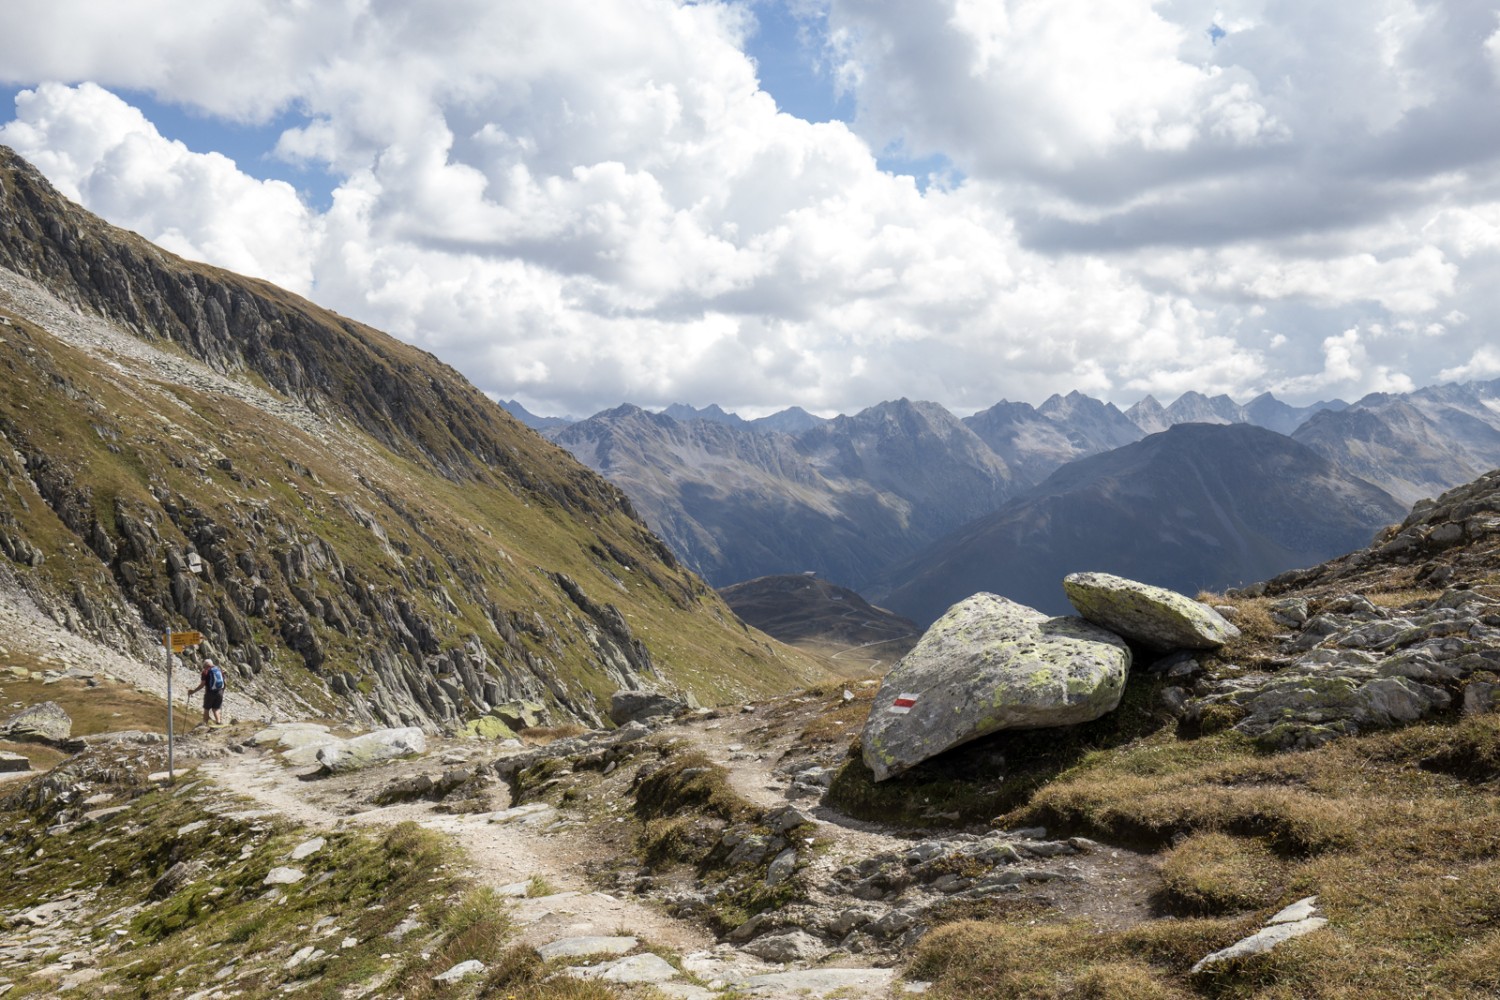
861, 593, 1131, 782
609, 690, 684, 726
316, 727, 426, 773
2, 701, 72, 744
1063, 572, 1240, 651
0, 750, 30, 772
491, 699, 548, 730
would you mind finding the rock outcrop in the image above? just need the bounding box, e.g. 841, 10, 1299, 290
861, 593, 1130, 781
1167, 587, 1498, 749
1063, 571, 1239, 650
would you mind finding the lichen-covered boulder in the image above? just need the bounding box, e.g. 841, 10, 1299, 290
1, 701, 72, 744
1064, 572, 1240, 651
860, 593, 1131, 782
491, 700, 548, 730
464, 715, 518, 740
316, 727, 425, 773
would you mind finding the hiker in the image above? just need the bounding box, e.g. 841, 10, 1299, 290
188, 657, 226, 726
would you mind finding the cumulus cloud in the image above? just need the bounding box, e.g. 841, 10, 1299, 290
1438, 346, 1500, 383
1, 0, 1499, 417
0, 83, 317, 293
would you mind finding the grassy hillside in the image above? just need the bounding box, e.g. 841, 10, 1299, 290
0, 146, 826, 726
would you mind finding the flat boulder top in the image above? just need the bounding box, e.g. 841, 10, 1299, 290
861, 592, 1130, 782
1, 700, 72, 743
1064, 572, 1240, 651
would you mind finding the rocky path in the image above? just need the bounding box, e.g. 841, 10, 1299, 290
202, 728, 920, 999
198, 692, 1166, 996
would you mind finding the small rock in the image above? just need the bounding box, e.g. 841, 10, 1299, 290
263, 867, 306, 886
433, 959, 486, 983
291, 837, 325, 860
765, 848, 798, 886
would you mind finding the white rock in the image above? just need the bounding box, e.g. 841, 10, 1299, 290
1268, 895, 1319, 924
433, 959, 486, 983
1190, 917, 1329, 973
290, 837, 326, 860
568, 952, 679, 984
262, 867, 305, 886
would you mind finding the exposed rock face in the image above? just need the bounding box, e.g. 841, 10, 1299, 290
1168, 587, 1498, 749
1292, 384, 1500, 505
1063, 572, 1239, 650
547, 399, 1016, 593
1253, 467, 1500, 600
861, 593, 1131, 781
1, 701, 72, 744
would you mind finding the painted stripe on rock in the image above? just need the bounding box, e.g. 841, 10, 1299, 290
888, 692, 919, 714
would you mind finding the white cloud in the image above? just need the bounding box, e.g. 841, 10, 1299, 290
1438, 346, 1500, 383
1, 0, 1499, 417
1273, 327, 1415, 398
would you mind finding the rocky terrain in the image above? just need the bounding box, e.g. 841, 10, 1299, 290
0, 145, 826, 733
0, 462, 1497, 998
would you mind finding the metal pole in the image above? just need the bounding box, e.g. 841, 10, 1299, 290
166, 628, 174, 783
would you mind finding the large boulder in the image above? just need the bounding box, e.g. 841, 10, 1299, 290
608, 690, 683, 726
1063, 572, 1240, 651
1, 701, 72, 744
861, 593, 1131, 781
316, 727, 426, 773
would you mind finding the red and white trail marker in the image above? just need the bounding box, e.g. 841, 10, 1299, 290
888, 693, 920, 714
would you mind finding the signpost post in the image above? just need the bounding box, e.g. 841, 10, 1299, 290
164, 629, 203, 782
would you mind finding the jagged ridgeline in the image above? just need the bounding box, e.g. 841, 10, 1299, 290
0, 146, 825, 728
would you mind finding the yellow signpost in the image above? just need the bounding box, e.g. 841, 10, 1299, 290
164, 629, 204, 781
167, 630, 203, 652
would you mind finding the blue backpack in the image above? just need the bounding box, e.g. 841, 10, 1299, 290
207, 664, 225, 691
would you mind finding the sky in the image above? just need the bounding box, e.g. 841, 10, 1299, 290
3, 1, 1500, 420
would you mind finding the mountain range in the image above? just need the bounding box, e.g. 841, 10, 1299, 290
535, 382, 1500, 626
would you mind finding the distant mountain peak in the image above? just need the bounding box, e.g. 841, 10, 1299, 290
661, 402, 745, 426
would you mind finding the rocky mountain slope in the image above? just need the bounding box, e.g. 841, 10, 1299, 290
0, 145, 825, 730
959, 390, 1144, 489
876, 423, 1408, 624
547, 400, 1014, 591
1292, 381, 1500, 505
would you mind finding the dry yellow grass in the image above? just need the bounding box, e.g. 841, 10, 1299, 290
903, 713, 1500, 999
